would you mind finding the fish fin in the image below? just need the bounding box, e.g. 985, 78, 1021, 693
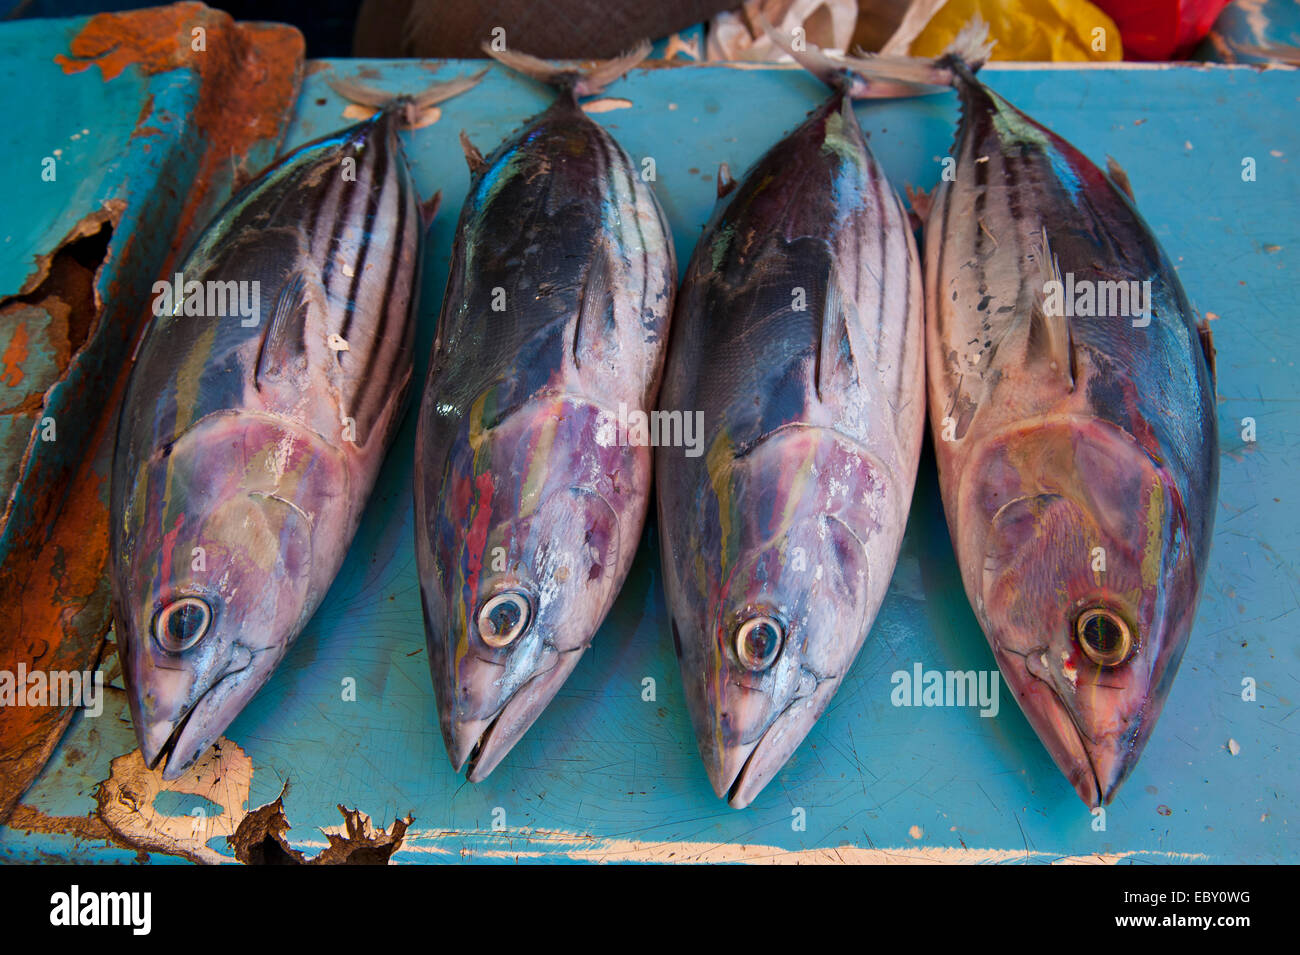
815, 265, 857, 402
573, 248, 614, 371
421, 190, 442, 229
328, 69, 486, 128
1028, 228, 1075, 390
716, 163, 737, 199
459, 130, 487, 174
1197, 315, 1217, 388
255, 270, 308, 388
905, 183, 933, 223
485, 41, 650, 99
767, 15, 994, 97
1106, 156, 1136, 202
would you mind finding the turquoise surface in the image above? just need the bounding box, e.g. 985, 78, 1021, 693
3, 58, 1297, 863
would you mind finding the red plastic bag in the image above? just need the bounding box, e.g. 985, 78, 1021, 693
1091, 0, 1231, 59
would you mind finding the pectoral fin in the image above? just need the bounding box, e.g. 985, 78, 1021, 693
255, 270, 308, 388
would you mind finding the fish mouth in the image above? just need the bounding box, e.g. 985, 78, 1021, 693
138, 661, 255, 782
462, 711, 506, 783
144, 699, 201, 779
448, 662, 565, 783
713, 675, 830, 809
1003, 645, 1129, 808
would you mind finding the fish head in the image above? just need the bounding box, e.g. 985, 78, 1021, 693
114, 413, 345, 779
421, 397, 649, 781
679, 435, 881, 808
965, 417, 1200, 806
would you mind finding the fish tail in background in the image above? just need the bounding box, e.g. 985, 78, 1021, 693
483, 39, 652, 98
327, 68, 489, 128
760, 12, 995, 97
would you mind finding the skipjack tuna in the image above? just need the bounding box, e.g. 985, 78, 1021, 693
655, 30, 926, 808
857, 23, 1219, 805
110, 71, 483, 779
414, 45, 675, 780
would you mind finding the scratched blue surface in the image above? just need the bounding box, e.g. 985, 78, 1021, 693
3, 59, 1297, 864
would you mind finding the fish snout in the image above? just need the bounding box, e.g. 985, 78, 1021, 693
135, 640, 269, 780
435, 485, 631, 780
708, 663, 831, 808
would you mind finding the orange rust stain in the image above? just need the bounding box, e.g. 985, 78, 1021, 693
1, 325, 29, 388
53, 5, 303, 251
53, 7, 189, 82
0, 356, 123, 823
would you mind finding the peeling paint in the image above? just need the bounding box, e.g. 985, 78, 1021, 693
378, 829, 1210, 865
95, 740, 251, 865
582, 97, 634, 113
0, 4, 304, 826
229, 796, 413, 865
54, 3, 305, 250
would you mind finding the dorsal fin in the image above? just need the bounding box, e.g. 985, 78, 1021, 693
460, 130, 487, 175
255, 271, 308, 389
716, 163, 737, 200
572, 248, 613, 371
1028, 227, 1075, 390
1106, 156, 1135, 202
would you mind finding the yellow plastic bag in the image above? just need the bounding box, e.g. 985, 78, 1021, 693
910, 0, 1123, 62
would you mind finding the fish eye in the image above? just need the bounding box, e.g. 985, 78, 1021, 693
1075, 607, 1134, 667
153, 597, 212, 654
478, 591, 531, 648
735, 615, 784, 671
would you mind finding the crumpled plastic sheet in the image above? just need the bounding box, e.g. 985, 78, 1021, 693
910, 0, 1124, 62
706, 0, 859, 60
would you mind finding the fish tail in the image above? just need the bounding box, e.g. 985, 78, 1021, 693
327, 69, 488, 128
484, 40, 651, 99
765, 14, 994, 99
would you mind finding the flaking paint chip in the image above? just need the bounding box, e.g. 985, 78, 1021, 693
1227, 738, 1240, 755
328, 334, 349, 351
582, 98, 633, 114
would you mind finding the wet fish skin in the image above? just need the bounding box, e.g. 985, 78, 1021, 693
656, 92, 925, 808
415, 86, 675, 781
925, 72, 1218, 806
111, 107, 423, 780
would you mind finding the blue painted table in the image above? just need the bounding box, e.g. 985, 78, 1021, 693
2, 57, 1296, 864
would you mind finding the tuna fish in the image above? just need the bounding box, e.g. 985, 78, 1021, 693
858, 25, 1219, 805
110, 72, 483, 779
414, 45, 675, 780
655, 45, 926, 807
